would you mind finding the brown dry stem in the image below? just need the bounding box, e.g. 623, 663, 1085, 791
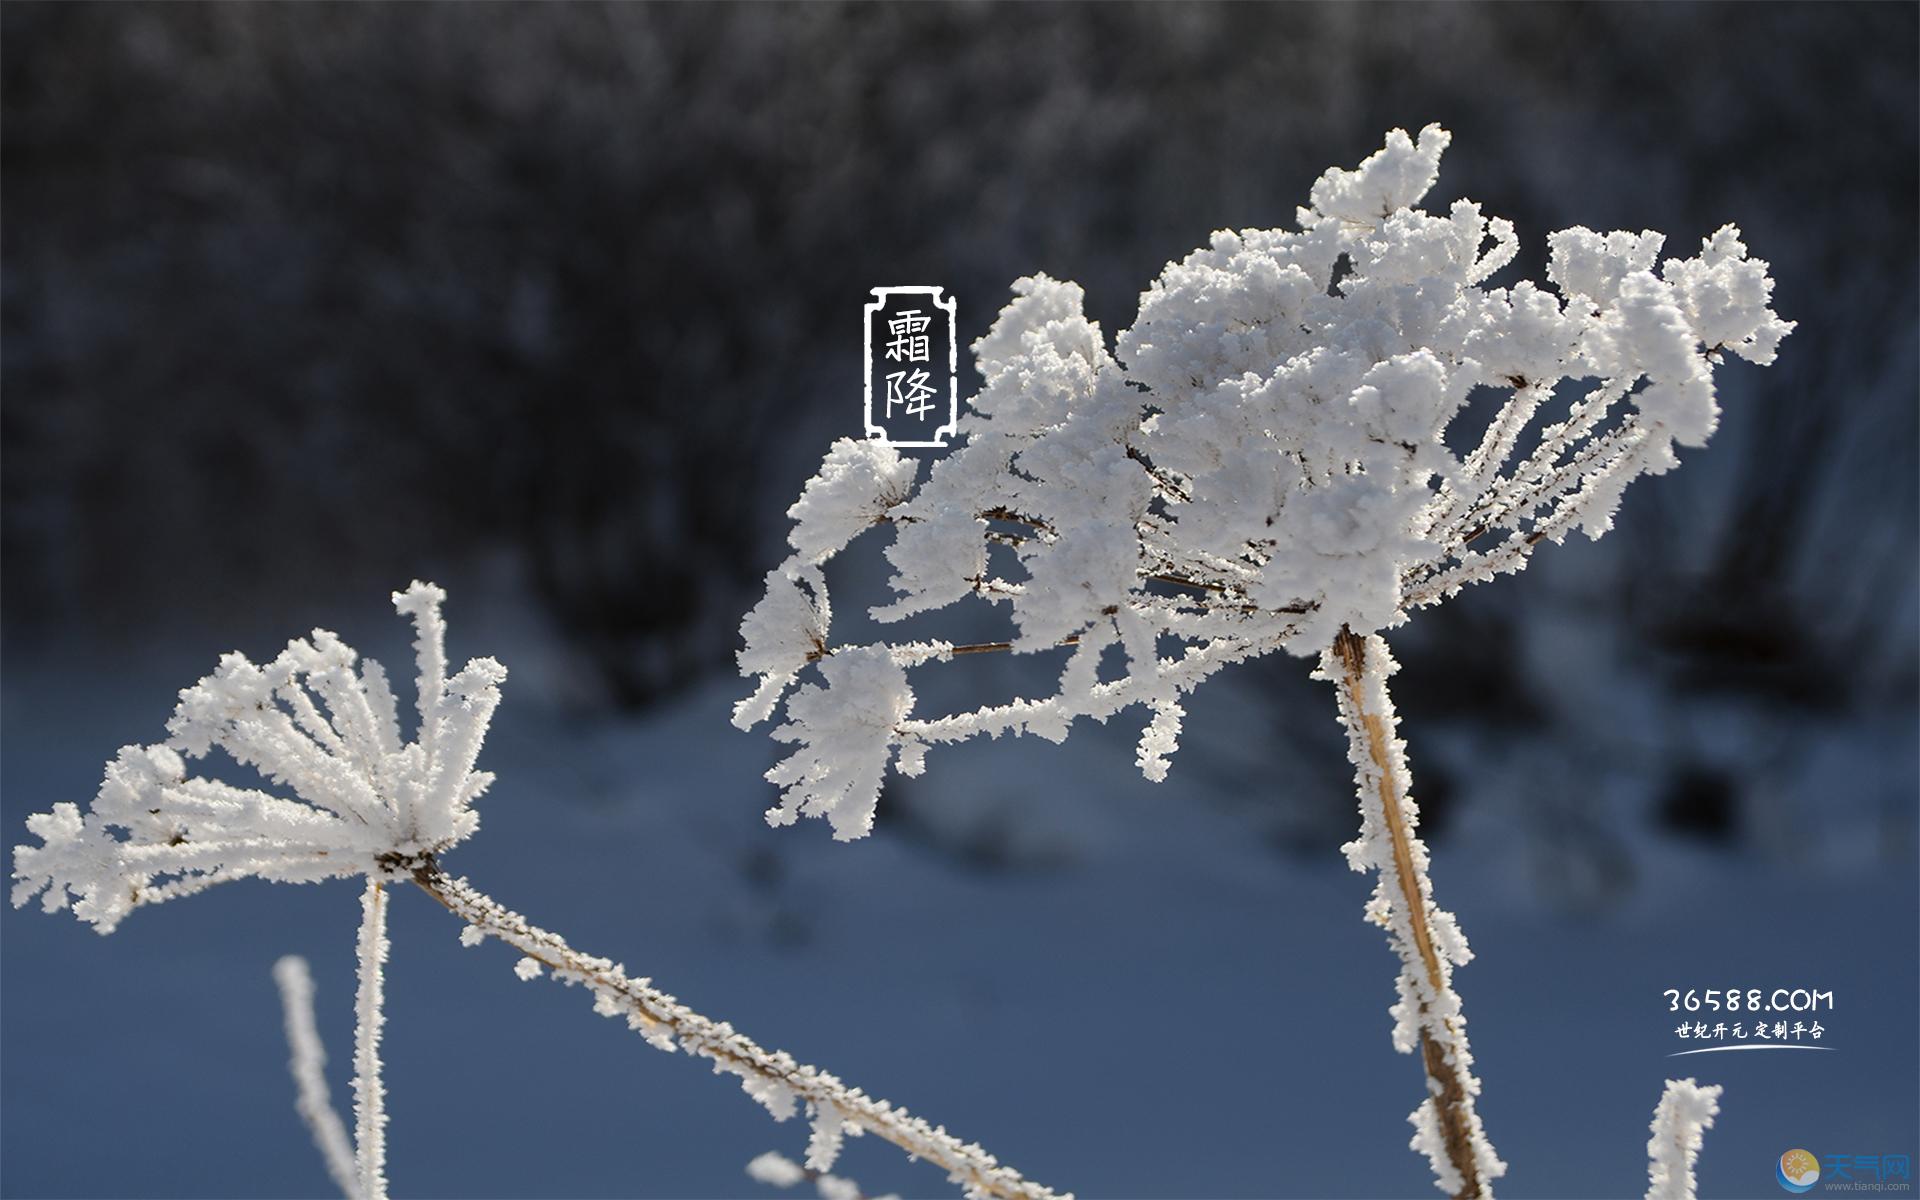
1332, 626, 1485, 1200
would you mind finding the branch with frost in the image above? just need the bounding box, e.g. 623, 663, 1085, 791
1646, 1079, 1723, 1200
734, 126, 1789, 1196
12, 585, 1059, 1200
10, 581, 482, 1199
410, 855, 1056, 1200
273, 955, 359, 1200
1317, 629, 1500, 1196
735, 125, 1791, 844
353, 881, 390, 1200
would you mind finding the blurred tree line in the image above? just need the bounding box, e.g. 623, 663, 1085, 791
4, 3, 1913, 875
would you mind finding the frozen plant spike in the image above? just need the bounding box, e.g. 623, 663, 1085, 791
736, 127, 1788, 1197
1646, 1078, 1723, 1200
10, 581, 506, 933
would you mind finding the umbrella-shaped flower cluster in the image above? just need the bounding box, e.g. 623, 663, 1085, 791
12, 582, 506, 933
733, 125, 1789, 1198
735, 124, 1792, 843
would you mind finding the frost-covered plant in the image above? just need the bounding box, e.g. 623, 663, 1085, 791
13, 581, 502, 933
273, 955, 359, 1199
12, 585, 1058, 1200
1645, 1078, 1723, 1200
736, 126, 1788, 1196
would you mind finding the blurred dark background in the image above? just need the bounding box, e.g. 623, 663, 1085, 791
7, 0, 1915, 877
3, 4, 1914, 1198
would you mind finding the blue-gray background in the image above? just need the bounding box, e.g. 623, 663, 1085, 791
3, 4, 1914, 1198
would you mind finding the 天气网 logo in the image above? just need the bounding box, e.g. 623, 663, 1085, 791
1778, 1148, 1820, 1193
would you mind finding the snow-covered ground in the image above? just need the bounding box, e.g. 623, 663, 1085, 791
3, 618, 1914, 1198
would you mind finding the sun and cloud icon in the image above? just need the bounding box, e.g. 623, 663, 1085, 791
1777, 1148, 1821, 1193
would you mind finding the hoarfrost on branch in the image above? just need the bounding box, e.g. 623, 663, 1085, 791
1646, 1078, 1723, 1200
735, 123, 1790, 842
734, 125, 1786, 1198
12, 584, 1063, 1200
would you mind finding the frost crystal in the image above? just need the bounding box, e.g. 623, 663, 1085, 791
1646, 1078, 1723, 1200
735, 125, 1790, 837
747, 1151, 810, 1188
765, 647, 924, 841
805, 1101, 850, 1172
746, 1151, 897, 1200
11, 581, 505, 932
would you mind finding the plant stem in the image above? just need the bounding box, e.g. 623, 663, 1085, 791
1645, 1078, 1722, 1200
352, 880, 390, 1200
397, 858, 1061, 1200
273, 955, 361, 1199
1326, 627, 1500, 1198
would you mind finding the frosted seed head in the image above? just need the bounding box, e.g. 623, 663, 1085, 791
12, 584, 506, 931
733, 126, 1789, 835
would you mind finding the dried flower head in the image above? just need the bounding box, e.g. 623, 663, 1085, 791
11, 582, 505, 932
735, 125, 1791, 839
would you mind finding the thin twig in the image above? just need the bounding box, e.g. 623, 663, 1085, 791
352, 881, 389, 1200
948, 636, 1082, 656
1143, 570, 1229, 594
398, 858, 1064, 1200
1125, 444, 1192, 503
979, 506, 1053, 533
273, 956, 360, 1200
